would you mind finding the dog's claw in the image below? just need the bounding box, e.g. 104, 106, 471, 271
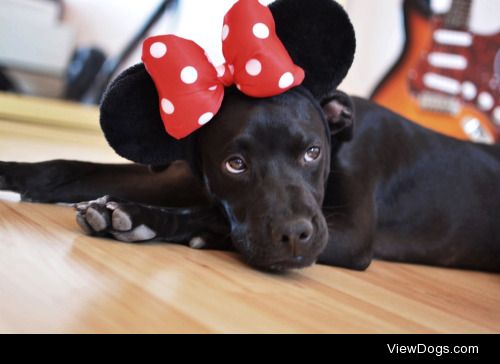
105, 201, 120, 211
73, 201, 90, 212
73, 195, 111, 212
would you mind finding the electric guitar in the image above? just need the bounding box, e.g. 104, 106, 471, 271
371, 0, 500, 144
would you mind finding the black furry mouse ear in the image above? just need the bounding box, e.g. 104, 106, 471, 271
99, 63, 195, 166
270, 0, 356, 100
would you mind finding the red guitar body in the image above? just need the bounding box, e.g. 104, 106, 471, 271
371, 0, 500, 143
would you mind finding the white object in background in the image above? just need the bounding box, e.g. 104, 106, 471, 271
0, 0, 60, 27
461, 81, 478, 100
433, 29, 473, 47
423, 73, 462, 95
428, 52, 468, 70
0, 18, 75, 77
0, 0, 76, 97
431, 0, 452, 13
174, 0, 276, 67
477, 92, 494, 111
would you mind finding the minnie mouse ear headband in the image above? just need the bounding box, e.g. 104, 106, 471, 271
100, 0, 355, 165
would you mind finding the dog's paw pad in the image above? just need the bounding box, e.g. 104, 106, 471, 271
189, 236, 207, 249
111, 208, 132, 231
112, 224, 156, 242
85, 206, 109, 232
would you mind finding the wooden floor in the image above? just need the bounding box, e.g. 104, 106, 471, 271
1, 93, 500, 333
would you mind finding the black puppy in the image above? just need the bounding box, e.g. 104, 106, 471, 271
1, 0, 499, 272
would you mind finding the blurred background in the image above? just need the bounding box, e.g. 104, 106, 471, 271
0, 0, 499, 141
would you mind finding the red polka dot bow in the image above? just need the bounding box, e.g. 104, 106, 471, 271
142, 0, 305, 140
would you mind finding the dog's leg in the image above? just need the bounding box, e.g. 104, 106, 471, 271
316, 92, 375, 270
73, 195, 231, 249
318, 173, 376, 271
0, 160, 208, 206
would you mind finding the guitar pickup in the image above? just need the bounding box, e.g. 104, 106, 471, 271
417, 92, 461, 115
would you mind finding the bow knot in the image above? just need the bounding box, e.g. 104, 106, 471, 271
217, 64, 236, 88
142, 0, 305, 139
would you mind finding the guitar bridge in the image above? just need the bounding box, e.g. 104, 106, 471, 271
417, 92, 461, 115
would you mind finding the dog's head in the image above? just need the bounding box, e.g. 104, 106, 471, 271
99, 0, 356, 270
197, 87, 354, 270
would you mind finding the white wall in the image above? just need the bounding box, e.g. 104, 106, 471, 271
63, 0, 272, 74
62, 0, 500, 97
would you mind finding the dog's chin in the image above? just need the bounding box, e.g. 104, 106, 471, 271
257, 256, 318, 272
235, 238, 327, 272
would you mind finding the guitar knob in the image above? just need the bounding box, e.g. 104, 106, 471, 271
493, 106, 500, 126
461, 81, 477, 100
477, 92, 494, 111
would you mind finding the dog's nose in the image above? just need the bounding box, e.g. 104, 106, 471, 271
276, 218, 314, 249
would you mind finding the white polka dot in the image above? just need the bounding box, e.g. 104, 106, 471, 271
150, 42, 167, 58
258, 0, 269, 5
198, 112, 214, 125
161, 98, 175, 114
222, 24, 230, 41
216, 64, 225, 78
228, 64, 235, 75
252, 23, 270, 39
245, 59, 262, 76
279, 72, 294, 89
236, 84, 241, 90
180, 66, 198, 84
208, 85, 217, 91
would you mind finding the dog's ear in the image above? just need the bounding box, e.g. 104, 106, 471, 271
99, 63, 195, 166
322, 91, 354, 142
270, 0, 356, 101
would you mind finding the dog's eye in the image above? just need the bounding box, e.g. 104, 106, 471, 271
225, 157, 247, 174
304, 146, 321, 163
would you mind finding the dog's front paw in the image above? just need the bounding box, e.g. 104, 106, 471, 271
74, 196, 157, 242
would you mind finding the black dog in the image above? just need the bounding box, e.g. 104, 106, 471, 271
1, 0, 499, 272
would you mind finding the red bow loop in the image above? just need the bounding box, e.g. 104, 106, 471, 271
222, 0, 304, 97
142, 35, 225, 139
141, 0, 305, 140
